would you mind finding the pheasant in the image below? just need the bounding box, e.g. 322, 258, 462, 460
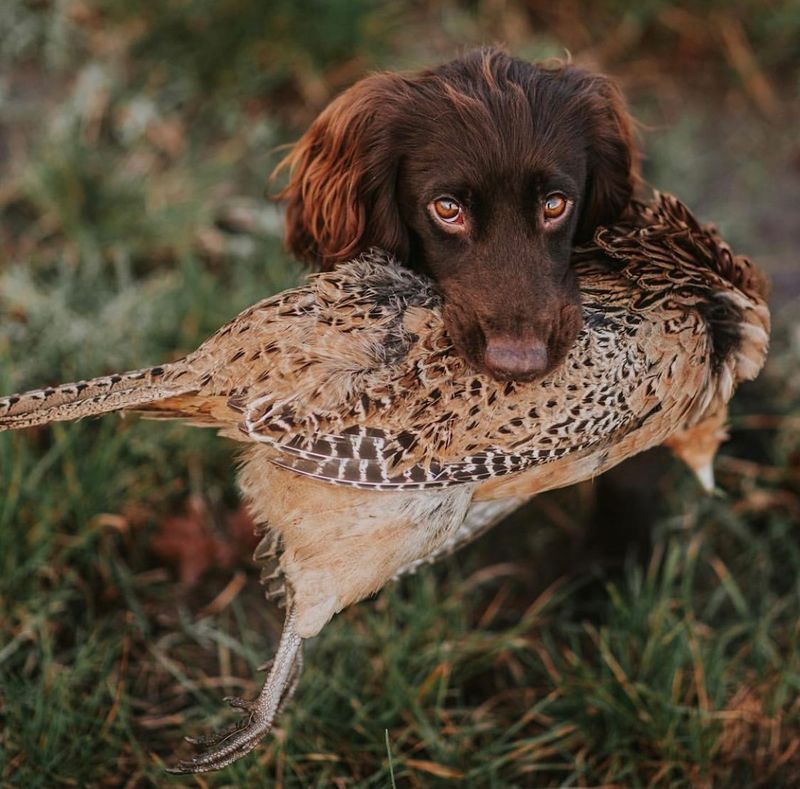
0, 193, 769, 773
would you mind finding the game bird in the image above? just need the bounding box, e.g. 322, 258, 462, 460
0, 193, 769, 772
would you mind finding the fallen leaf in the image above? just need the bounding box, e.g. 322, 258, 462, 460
149, 496, 235, 585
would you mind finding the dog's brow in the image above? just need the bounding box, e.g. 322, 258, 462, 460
419, 181, 472, 200
526, 166, 581, 196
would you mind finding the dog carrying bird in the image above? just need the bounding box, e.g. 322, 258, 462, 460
275, 48, 639, 382
0, 193, 769, 772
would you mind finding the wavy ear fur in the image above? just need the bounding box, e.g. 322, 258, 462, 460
570, 70, 639, 241
273, 73, 411, 270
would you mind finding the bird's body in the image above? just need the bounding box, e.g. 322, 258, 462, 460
0, 193, 769, 772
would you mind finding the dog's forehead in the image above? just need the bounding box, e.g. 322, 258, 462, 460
401, 99, 587, 192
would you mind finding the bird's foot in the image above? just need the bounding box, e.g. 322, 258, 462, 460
180, 696, 255, 749
167, 708, 273, 773
167, 608, 303, 774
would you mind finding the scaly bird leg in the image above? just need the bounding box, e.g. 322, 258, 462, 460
168, 606, 303, 774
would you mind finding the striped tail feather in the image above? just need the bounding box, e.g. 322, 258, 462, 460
0, 364, 196, 431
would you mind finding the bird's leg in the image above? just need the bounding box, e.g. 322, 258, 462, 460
254, 642, 305, 715
168, 606, 303, 774
276, 643, 304, 715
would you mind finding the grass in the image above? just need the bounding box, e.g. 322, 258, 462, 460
1, 1, 799, 785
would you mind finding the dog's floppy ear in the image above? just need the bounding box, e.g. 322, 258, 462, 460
273, 73, 410, 270
571, 71, 639, 242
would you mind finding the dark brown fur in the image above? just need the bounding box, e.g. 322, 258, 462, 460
275, 48, 638, 381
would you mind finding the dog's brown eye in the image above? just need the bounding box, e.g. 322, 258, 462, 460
543, 194, 568, 221
431, 197, 463, 224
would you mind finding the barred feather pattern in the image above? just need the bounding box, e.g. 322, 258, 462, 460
0, 193, 770, 615
0, 366, 193, 429
1, 194, 769, 496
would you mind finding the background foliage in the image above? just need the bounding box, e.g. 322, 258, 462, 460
0, 1, 798, 785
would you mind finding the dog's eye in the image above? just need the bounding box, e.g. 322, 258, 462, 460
430, 197, 464, 225
543, 193, 569, 222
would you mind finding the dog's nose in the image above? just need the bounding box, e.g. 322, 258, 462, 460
484, 336, 549, 381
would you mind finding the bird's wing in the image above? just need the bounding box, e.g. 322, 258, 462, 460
240, 261, 696, 490
129, 214, 719, 492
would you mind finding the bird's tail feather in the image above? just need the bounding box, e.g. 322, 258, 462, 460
0, 364, 196, 431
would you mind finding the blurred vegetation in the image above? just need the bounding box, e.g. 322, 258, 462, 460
0, 0, 798, 785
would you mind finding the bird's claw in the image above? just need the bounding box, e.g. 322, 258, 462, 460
223, 695, 255, 712
166, 607, 303, 774
167, 709, 272, 774
182, 725, 244, 749
180, 699, 253, 749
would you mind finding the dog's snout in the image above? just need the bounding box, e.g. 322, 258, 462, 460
484, 335, 549, 381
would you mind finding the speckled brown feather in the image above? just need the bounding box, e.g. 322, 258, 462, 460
0, 192, 770, 772
0, 191, 770, 610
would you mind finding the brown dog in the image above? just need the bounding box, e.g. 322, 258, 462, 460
275, 48, 638, 381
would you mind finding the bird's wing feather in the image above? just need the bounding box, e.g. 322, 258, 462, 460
240, 263, 675, 490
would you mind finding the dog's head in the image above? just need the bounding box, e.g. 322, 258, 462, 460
276, 49, 638, 381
